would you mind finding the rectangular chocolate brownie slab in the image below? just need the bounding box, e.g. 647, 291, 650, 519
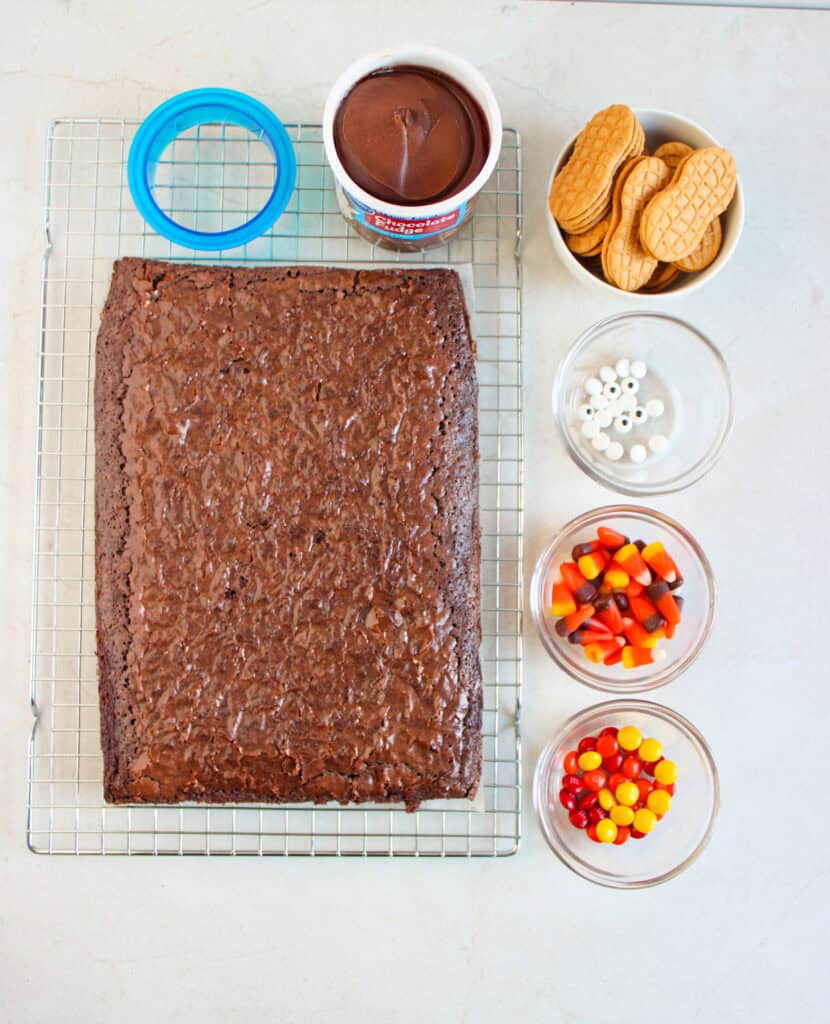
95, 259, 481, 808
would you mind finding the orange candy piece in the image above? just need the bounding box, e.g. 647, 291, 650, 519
641, 541, 678, 584
621, 645, 665, 669
614, 543, 652, 586
564, 603, 595, 634
551, 582, 577, 618
577, 550, 609, 581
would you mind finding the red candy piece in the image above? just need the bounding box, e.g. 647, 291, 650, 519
630, 827, 647, 839
562, 773, 583, 793
559, 788, 577, 811
595, 734, 619, 759
569, 809, 589, 829
599, 726, 619, 739
613, 825, 630, 845
582, 770, 608, 792
597, 526, 629, 550
635, 778, 653, 802
653, 782, 675, 795
608, 772, 627, 792
578, 792, 599, 812
587, 806, 608, 824
577, 736, 597, 754
563, 750, 579, 776
602, 753, 624, 774
622, 756, 642, 779
587, 824, 601, 843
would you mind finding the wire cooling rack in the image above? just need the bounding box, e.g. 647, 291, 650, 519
28, 118, 523, 855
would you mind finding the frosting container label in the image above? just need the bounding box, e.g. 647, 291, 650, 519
347, 192, 467, 238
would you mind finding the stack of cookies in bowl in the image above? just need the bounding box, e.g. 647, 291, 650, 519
547, 105, 742, 297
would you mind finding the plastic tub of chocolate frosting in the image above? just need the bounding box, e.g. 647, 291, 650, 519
323, 46, 502, 251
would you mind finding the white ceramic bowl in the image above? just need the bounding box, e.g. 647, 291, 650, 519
546, 108, 745, 300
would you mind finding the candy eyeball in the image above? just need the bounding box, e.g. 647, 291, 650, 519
619, 394, 637, 413
630, 360, 647, 379
614, 414, 632, 434
592, 393, 609, 410
645, 398, 665, 418
605, 441, 624, 461
629, 444, 647, 463
648, 434, 669, 454
621, 376, 639, 395
614, 358, 630, 378
591, 432, 610, 452
585, 377, 603, 396
595, 409, 613, 429
581, 420, 600, 439
599, 365, 617, 384
577, 403, 595, 422
632, 405, 648, 424
603, 380, 622, 399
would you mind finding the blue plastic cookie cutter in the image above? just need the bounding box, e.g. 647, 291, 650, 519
127, 87, 297, 251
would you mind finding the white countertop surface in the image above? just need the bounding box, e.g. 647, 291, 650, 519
2, 2, 828, 1021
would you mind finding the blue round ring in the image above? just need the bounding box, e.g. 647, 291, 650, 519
127, 88, 296, 251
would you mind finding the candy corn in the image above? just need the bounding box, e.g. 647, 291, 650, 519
614, 543, 652, 586
563, 603, 595, 635
603, 563, 630, 589
622, 645, 666, 669
597, 526, 629, 550
560, 561, 597, 604
641, 541, 678, 584
597, 600, 624, 634
577, 549, 609, 581
603, 645, 624, 666
551, 582, 576, 618
655, 590, 682, 626
630, 596, 664, 633
545, 524, 686, 670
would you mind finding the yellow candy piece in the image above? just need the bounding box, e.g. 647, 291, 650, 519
638, 737, 663, 763
633, 808, 657, 834
610, 804, 634, 826
596, 818, 618, 844
648, 789, 672, 816
617, 725, 642, 751
654, 759, 678, 785
598, 787, 617, 811
615, 781, 639, 807
578, 750, 603, 772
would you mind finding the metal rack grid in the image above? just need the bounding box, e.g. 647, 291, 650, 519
28, 118, 523, 856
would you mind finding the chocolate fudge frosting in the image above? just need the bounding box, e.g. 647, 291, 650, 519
95, 260, 482, 809
333, 65, 489, 206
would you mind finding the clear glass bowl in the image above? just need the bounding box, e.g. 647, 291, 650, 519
533, 700, 719, 888
552, 312, 733, 495
530, 506, 715, 692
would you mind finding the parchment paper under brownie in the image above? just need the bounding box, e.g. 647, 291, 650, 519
95, 260, 481, 808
